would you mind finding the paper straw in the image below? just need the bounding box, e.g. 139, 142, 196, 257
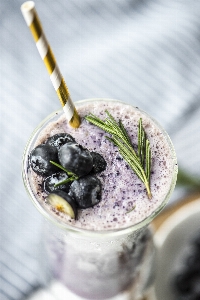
21, 1, 80, 128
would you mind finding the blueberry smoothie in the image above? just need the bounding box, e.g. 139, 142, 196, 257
23, 99, 177, 300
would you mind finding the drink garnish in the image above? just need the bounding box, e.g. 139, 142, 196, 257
29, 134, 106, 218
50, 160, 78, 186
69, 175, 102, 209
45, 133, 75, 149
85, 111, 152, 199
58, 142, 93, 177
46, 191, 77, 219
30, 144, 59, 176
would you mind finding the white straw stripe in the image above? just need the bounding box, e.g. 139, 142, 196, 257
36, 33, 48, 59
21, 1, 35, 26
21, 1, 77, 124
63, 97, 74, 121
50, 65, 62, 90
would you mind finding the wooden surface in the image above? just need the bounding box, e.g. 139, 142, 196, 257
152, 192, 200, 230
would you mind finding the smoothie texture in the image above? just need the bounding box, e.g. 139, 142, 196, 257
29, 99, 176, 231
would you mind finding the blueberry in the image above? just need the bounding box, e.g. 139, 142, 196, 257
42, 172, 71, 194
45, 133, 75, 150
69, 175, 101, 208
46, 191, 77, 219
193, 274, 200, 298
186, 249, 200, 271
192, 231, 200, 249
172, 229, 200, 300
90, 152, 107, 173
58, 142, 93, 177
173, 269, 200, 300
173, 271, 193, 294
30, 144, 59, 176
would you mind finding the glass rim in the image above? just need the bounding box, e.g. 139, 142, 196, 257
22, 98, 178, 238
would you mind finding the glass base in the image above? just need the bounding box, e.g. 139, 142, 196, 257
25, 282, 156, 300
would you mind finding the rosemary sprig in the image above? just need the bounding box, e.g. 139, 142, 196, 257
50, 161, 79, 187
85, 111, 152, 199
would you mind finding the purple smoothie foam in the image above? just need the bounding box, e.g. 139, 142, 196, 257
29, 100, 176, 231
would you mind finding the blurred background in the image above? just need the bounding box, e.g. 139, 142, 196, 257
1, 0, 200, 299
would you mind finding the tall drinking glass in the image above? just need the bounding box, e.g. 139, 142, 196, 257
22, 99, 177, 300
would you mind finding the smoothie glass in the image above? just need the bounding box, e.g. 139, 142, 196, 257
22, 99, 177, 300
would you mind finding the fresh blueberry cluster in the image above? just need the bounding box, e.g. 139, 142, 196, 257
29, 133, 107, 219
172, 230, 200, 300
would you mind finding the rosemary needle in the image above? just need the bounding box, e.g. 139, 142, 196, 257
50, 161, 79, 186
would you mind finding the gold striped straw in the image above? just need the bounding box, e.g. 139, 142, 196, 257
21, 1, 80, 128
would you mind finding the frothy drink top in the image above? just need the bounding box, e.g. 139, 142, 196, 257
30, 100, 176, 231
